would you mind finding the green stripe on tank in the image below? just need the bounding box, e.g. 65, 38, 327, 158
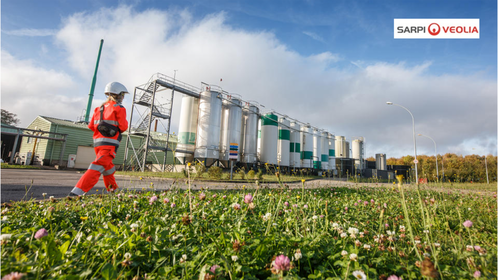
278, 130, 290, 140
321, 155, 328, 162
301, 151, 313, 160
290, 143, 295, 152
329, 149, 335, 156
178, 132, 196, 145
261, 114, 278, 126
295, 143, 301, 153
313, 161, 322, 169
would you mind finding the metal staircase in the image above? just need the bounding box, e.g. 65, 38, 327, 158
123, 73, 200, 172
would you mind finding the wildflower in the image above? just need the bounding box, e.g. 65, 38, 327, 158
348, 227, 359, 235
355, 240, 362, 246
399, 225, 406, 232
434, 242, 441, 248
163, 198, 170, 203
171, 203, 176, 208
363, 244, 371, 250
233, 203, 241, 210
303, 204, 309, 209
180, 254, 187, 263
349, 253, 358, 261
80, 216, 88, 221
35, 228, 48, 239
294, 249, 302, 260
296, 195, 300, 199
352, 270, 366, 280
124, 252, 132, 260
474, 271, 481, 278
233, 240, 245, 252
292, 204, 298, 208
42, 193, 47, 198
463, 220, 473, 228
0, 234, 12, 241
210, 264, 220, 274
262, 213, 272, 221
199, 193, 206, 201
340, 232, 348, 238
474, 245, 481, 251
387, 275, 402, 280
231, 255, 238, 262
345, 207, 348, 211
272, 255, 291, 273
149, 196, 158, 204
244, 194, 253, 204
284, 201, 289, 207
301, 179, 305, 183
332, 222, 339, 229
466, 245, 473, 252
222, 195, 227, 199
212, 194, 217, 198
312, 215, 318, 220
385, 223, 389, 228
1, 272, 26, 280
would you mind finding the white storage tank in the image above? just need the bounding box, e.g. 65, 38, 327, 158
257, 118, 261, 161
194, 90, 222, 164
352, 138, 364, 170
300, 125, 313, 168
290, 122, 301, 168
260, 113, 278, 165
277, 117, 290, 167
320, 131, 329, 171
335, 136, 349, 158
313, 129, 322, 170
176, 95, 199, 164
242, 104, 259, 164
376, 153, 387, 170
328, 133, 336, 171
219, 98, 242, 162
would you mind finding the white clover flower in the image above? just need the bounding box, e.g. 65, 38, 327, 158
0, 234, 12, 241
340, 232, 348, 238
2, 216, 8, 221
423, 230, 430, 234
49, 196, 55, 200
415, 240, 421, 244
349, 253, 358, 261
332, 223, 339, 229
423, 252, 431, 257
130, 223, 139, 229
341, 250, 348, 256
363, 244, 371, 250
434, 242, 441, 247
348, 227, 359, 235
232, 255, 238, 262
312, 215, 318, 220
180, 254, 187, 263
294, 249, 302, 260
352, 270, 366, 280
124, 252, 132, 260
262, 213, 272, 221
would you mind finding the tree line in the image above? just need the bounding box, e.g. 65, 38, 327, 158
366, 154, 497, 183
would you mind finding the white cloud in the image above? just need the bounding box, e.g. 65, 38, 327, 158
303, 31, 325, 42
1, 52, 82, 126
3, 6, 496, 158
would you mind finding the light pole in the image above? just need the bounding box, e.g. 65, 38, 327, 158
418, 134, 439, 182
386, 102, 419, 184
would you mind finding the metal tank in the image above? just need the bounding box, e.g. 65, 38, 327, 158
328, 133, 336, 172
257, 118, 261, 161
260, 113, 278, 165
313, 129, 322, 170
176, 95, 198, 164
277, 117, 290, 167
194, 90, 222, 164
376, 153, 387, 170
219, 98, 242, 162
290, 122, 301, 168
242, 104, 259, 164
335, 136, 349, 158
300, 125, 313, 168
321, 131, 329, 171
352, 138, 364, 170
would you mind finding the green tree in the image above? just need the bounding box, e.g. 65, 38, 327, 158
1, 109, 20, 125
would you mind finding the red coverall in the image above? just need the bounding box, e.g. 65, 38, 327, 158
71, 101, 128, 195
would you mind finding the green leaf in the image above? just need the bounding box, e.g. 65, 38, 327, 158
101, 263, 117, 280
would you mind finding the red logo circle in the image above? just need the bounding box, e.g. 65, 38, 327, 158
428, 23, 440, 36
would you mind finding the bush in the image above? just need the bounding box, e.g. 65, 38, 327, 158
194, 162, 206, 179
237, 167, 246, 180
256, 169, 264, 180
247, 170, 256, 179
208, 166, 223, 180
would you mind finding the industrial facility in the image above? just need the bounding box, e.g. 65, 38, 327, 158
121, 73, 367, 177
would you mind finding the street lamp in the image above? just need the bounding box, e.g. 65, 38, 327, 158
418, 134, 439, 182
386, 102, 419, 184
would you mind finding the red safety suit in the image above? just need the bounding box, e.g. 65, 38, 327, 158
71, 101, 128, 195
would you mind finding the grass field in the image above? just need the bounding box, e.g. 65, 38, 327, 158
1, 176, 496, 279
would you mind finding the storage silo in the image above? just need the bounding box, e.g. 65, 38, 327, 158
219, 98, 242, 162
321, 131, 329, 171
242, 104, 259, 164
257, 118, 261, 161
260, 113, 278, 165
176, 95, 198, 164
376, 153, 387, 170
352, 138, 364, 170
194, 90, 222, 165
313, 129, 322, 170
328, 133, 336, 171
290, 122, 301, 168
335, 136, 349, 158
277, 117, 290, 167
300, 125, 313, 168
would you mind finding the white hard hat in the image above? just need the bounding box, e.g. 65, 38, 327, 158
105, 82, 129, 95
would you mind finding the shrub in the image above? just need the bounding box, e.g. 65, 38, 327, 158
247, 170, 256, 179
256, 168, 264, 180
208, 166, 223, 180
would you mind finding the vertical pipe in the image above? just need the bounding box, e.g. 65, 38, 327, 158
9, 129, 20, 164
84, 39, 104, 122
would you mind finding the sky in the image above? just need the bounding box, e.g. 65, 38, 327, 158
1, 0, 497, 159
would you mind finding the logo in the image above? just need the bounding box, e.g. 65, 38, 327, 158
427, 23, 440, 36
394, 19, 479, 39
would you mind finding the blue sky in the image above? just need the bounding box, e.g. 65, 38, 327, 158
1, 0, 496, 158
